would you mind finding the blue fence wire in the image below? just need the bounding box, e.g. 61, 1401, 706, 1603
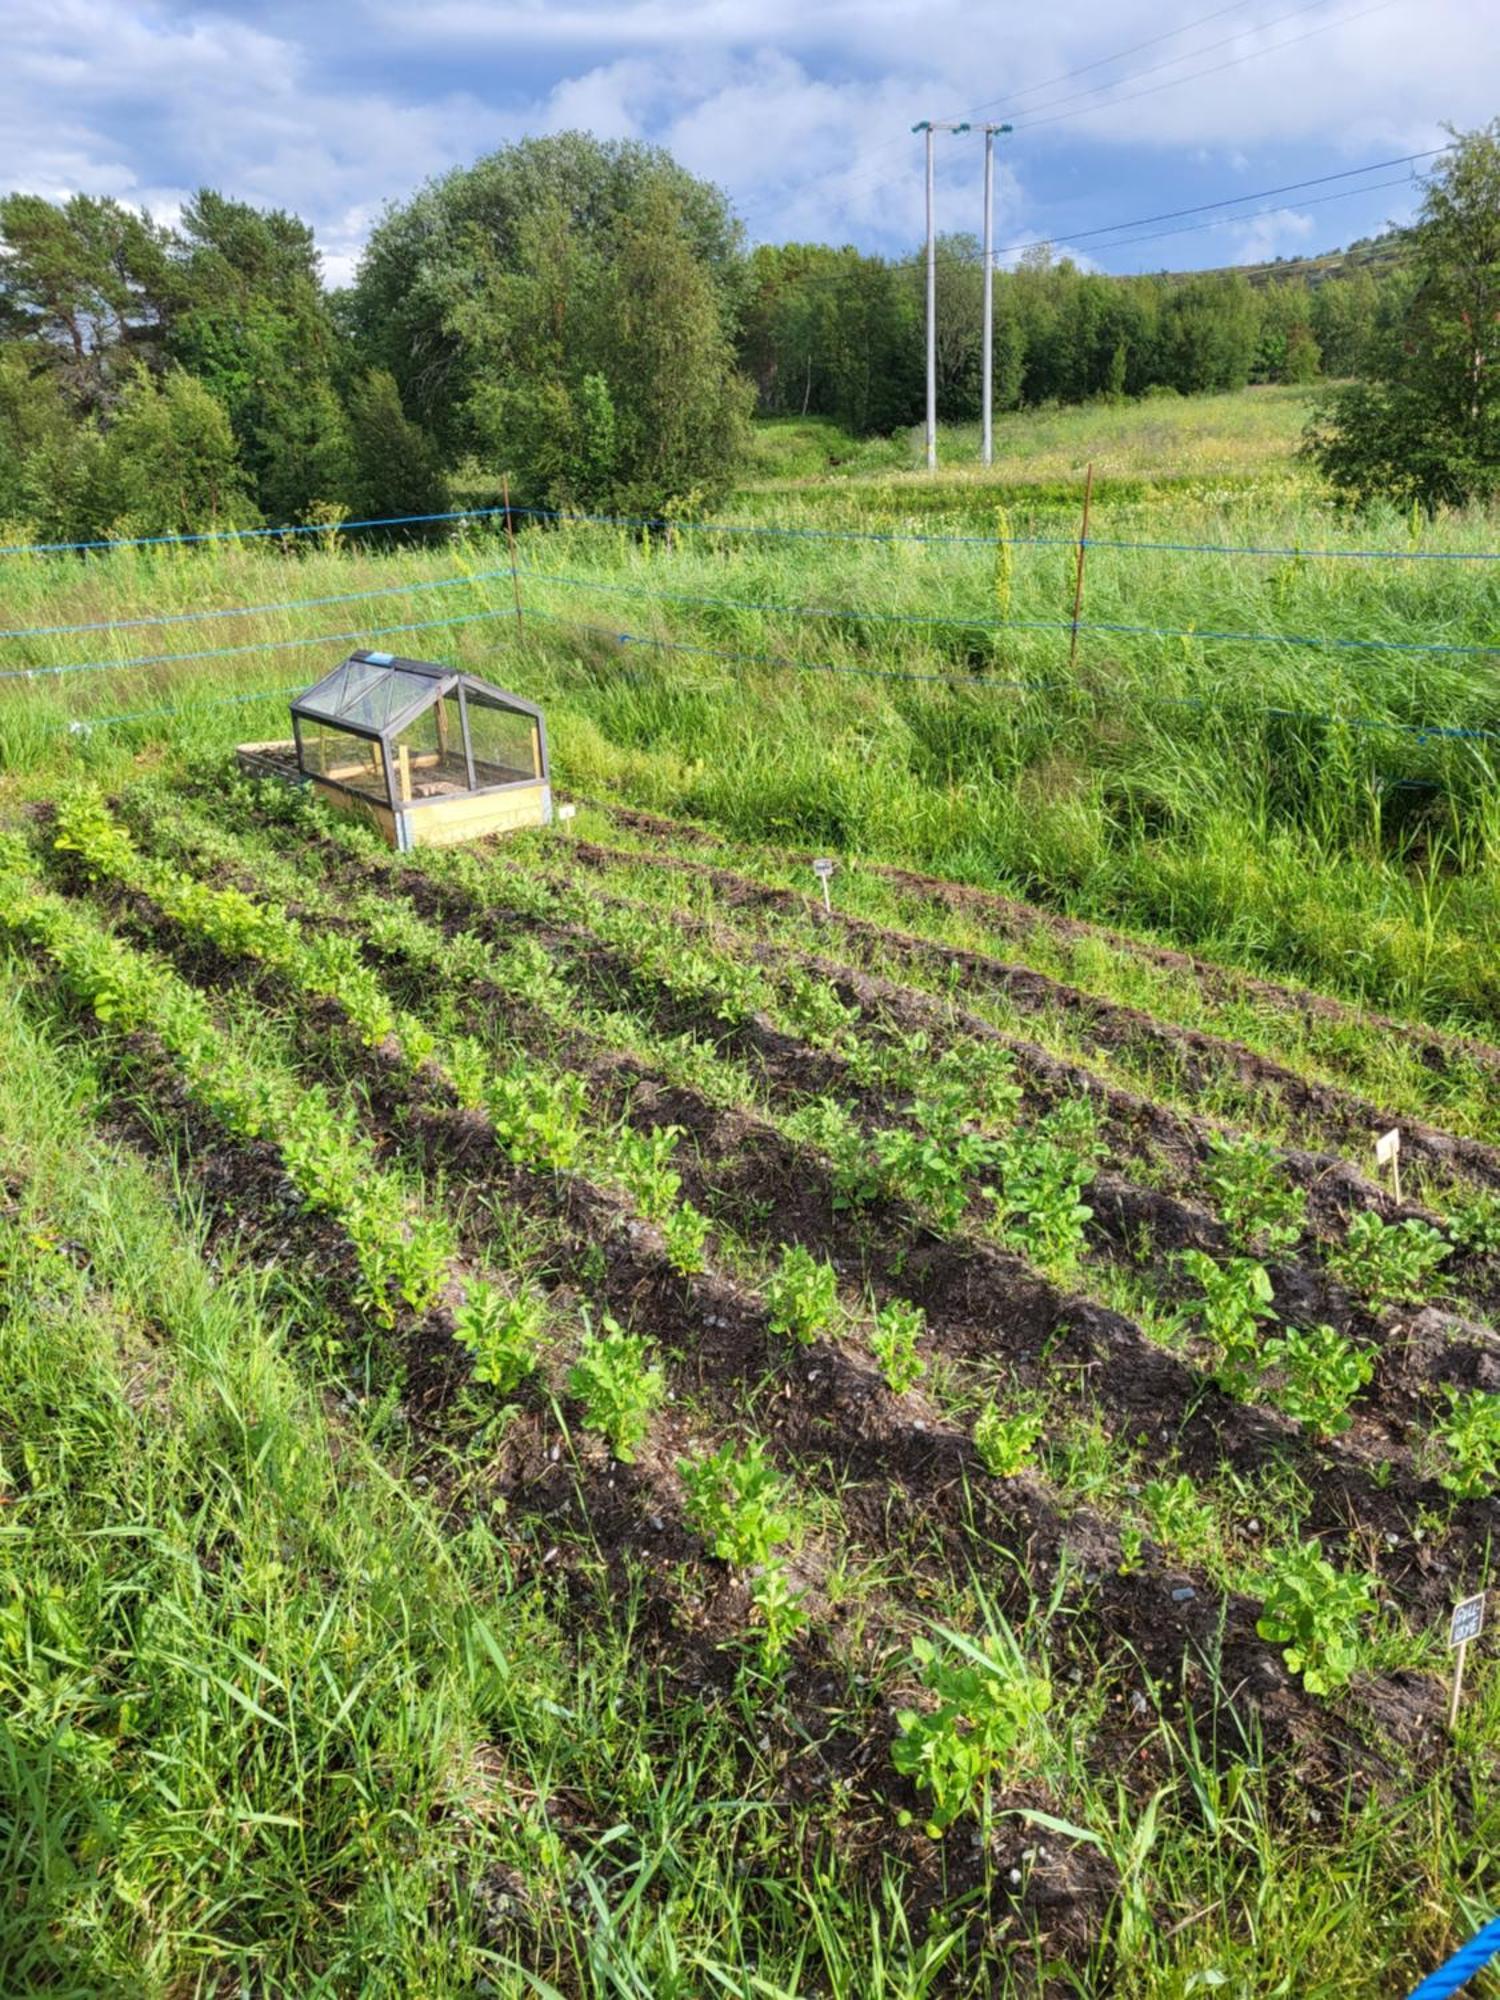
1402, 1912, 1500, 2000
3, 497, 1498, 565
3, 563, 1496, 668
28, 603, 1500, 753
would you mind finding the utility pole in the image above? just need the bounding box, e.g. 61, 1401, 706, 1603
912, 118, 969, 472
979, 122, 1012, 469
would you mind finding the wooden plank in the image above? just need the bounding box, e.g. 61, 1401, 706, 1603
397, 744, 412, 803
408, 783, 549, 848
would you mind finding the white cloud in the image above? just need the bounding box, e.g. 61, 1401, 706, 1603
0, 0, 1493, 280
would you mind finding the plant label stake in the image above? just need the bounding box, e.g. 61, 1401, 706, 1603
1448, 1592, 1484, 1731
1375, 1127, 1402, 1203
811, 857, 836, 913
556, 802, 577, 831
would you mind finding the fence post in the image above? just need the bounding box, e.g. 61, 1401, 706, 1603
502, 473, 524, 641
1069, 461, 1094, 673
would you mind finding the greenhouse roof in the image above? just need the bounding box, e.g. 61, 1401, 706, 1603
290, 650, 544, 743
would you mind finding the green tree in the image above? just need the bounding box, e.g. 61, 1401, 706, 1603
1306, 123, 1500, 508
345, 368, 448, 522
165, 191, 351, 520
95, 365, 258, 536
0, 193, 170, 410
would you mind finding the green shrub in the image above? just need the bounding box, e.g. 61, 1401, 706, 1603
1205, 1132, 1306, 1252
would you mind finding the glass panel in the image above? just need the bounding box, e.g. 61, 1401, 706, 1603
391, 694, 469, 800
465, 693, 538, 786
296, 657, 436, 731
297, 719, 390, 801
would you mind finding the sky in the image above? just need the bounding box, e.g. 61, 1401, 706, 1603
2, 0, 1495, 287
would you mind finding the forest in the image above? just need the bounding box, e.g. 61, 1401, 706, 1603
0, 129, 1475, 540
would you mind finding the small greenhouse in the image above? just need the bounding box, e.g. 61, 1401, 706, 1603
238, 650, 552, 851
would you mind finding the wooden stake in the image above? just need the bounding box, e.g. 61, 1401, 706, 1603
502, 473, 524, 641
1450, 1639, 1468, 1732
1069, 461, 1094, 675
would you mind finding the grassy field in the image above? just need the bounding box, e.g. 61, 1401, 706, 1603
1, 387, 1497, 1994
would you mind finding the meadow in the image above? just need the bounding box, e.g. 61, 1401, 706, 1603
1, 387, 1497, 1996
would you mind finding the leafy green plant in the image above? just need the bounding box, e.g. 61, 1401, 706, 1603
987, 1130, 1095, 1275
1446, 1190, 1500, 1257
870, 1297, 926, 1394
1329, 1211, 1450, 1305
764, 1244, 839, 1344
1141, 1474, 1216, 1562
1255, 1541, 1377, 1694
611, 1123, 683, 1221
445, 1034, 491, 1113
780, 966, 859, 1047
452, 1278, 546, 1392
1176, 1250, 1276, 1398
567, 1316, 665, 1463
788, 1098, 881, 1211
661, 1200, 711, 1276
973, 1402, 1044, 1478
681, 1437, 798, 1569
486, 1063, 588, 1172
1205, 1132, 1307, 1252
1264, 1323, 1374, 1439
1435, 1385, 1500, 1499
892, 1628, 1052, 1835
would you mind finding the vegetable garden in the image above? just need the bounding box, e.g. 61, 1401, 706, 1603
2, 760, 1495, 1996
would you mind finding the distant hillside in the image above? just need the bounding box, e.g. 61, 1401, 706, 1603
1193, 226, 1411, 289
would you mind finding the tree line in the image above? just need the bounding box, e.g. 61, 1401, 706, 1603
0, 124, 1494, 541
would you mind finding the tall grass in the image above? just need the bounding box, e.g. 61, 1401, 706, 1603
2, 388, 1498, 1023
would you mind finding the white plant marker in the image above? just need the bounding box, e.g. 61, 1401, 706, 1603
811, 857, 836, 914
557, 802, 577, 830
1449, 1592, 1485, 1731
1375, 1127, 1402, 1204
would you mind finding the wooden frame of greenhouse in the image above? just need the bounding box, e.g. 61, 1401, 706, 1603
237, 650, 552, 851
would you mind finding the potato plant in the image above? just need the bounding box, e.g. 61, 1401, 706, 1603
764, 1243, 839, 1344
973, 1403, 1044, 1478
1205, 1132, 1307, 1252
870, 1298, 926, 1394
1329, 1211, 1450, 1305
1264, 1323, 1374, 1439
567, 1316, 665, 1463
1176, 1250, 1276, 1398
1435, 1386, 1500, 1499
1255, 1542, 1378, 1694
892, 1628, 1052, 1836
452, 1277, 546, 1393
680, 1438, 806, 1666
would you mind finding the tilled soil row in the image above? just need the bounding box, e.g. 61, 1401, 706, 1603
594, 801, 1500, 1088
275, 825, 1499, 1338
26, 887, 1432, 1866
98, 816, 1492, 1589
557, 834, 1500, 1192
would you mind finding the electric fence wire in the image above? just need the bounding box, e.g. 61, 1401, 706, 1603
26, 601, 1500, 751
1, 498, 1497, 573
